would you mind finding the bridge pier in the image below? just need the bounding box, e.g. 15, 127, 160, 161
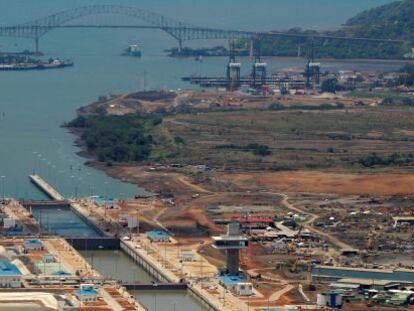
34, 37, 40, 55
178, 38, 183, 52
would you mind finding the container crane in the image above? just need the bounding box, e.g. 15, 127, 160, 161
226, 40, 241, 91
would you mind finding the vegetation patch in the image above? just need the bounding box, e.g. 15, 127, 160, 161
268, 102, 344, 111
359, 153, 414, 168
67, 115, 163, 163
215, 143, 272, 156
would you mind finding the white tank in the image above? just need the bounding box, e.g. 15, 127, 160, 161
317, 293, 328, 306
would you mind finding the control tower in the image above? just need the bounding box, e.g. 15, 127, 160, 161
212, 222, 248, 275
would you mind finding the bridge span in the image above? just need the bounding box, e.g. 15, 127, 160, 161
0, 4, 404, 54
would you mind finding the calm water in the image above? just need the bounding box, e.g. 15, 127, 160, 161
81, 249, 154, 282
82, 250, 205, 311
0, 0, 399, 200
32, 205, 102, 237
131, 290, 205, 311
0, 305, 48, 311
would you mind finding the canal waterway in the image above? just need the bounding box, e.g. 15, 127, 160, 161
81, 250, 154, 283
81, 250, 205, 311
32, 205, 102, 237
0, 304, 48, 311
131, 290, 206, 311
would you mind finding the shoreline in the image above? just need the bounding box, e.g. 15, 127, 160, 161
168, 54, 412, 64
65, 88, 414, 197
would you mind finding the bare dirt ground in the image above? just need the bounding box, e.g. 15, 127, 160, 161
78, 89, 365, 117
99, 164, 211, 195
219, 171, 414, 195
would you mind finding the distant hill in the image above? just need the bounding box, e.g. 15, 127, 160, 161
258, 0, 413, 59
342, 0, 414, 42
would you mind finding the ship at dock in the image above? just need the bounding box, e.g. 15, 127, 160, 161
122, 44, 142, 57
0, 57, 73, 71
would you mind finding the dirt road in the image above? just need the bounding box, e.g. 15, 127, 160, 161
274, 192, 354, 250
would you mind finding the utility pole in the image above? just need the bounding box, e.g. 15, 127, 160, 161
1, 176, 5, 203
178, 38, 183, 52
34, 22, 40, 55
34, 37, 39, 54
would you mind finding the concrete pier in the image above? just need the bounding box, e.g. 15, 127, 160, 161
29, 174, 65, 200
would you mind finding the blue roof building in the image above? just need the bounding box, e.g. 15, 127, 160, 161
219, 275, 245, 286
95, 197, 115, 204
0, 260, 22, 288
52, 270, 71, 276
76, 284, 99, 302
0, 261, 21, 277
146, 230, 171, 242
24, 239, 43, 251
219, 274, 253, 296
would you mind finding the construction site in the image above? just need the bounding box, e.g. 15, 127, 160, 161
0, 169, 413, 310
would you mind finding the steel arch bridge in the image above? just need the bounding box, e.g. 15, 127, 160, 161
0, 4, 404, 54
0, 5, 259, 52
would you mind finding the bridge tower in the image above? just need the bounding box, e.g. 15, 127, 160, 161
251, 38, 267, 88
212, 222, 248, 275
226, 40, 241, 91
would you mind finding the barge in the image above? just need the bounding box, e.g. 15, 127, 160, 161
0, 59, 73, 71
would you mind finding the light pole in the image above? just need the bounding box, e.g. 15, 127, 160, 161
0, 176, 5, 202
199, 240, 205, 280
153, 282, 158, 311
164, 243, 167, 267
247, 295, 250, 311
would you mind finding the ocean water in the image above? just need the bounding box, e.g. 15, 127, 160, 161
0, 0, 397, 199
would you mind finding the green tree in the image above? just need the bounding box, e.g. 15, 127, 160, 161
321, 78, 339, 93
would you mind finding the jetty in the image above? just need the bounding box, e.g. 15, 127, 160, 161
29, 174, 65, 200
